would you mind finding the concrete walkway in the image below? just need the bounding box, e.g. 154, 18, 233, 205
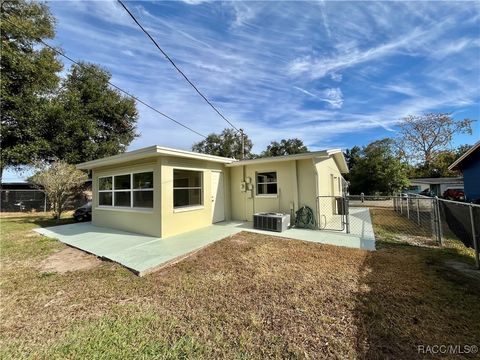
34, 207, 375, 276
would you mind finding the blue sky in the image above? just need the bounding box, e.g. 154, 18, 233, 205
4, 0, 480, 181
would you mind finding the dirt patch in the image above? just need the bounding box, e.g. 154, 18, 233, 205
39, 247, 101, 274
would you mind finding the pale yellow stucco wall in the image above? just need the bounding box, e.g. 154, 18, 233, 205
159, 156, 231, 238
229, 159, 329, 222
229, 157, 345, 223
92, 154, 344, 236
92, 156, 231, 238
92, 158, 162, 237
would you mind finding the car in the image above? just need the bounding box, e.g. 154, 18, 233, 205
73, 202, 92, 221
419, 189, 436, 197
442, 188, 465, 201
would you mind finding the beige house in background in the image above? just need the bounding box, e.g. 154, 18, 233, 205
76, 146, 348, 238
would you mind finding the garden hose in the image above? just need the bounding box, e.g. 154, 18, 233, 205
295, 205, 316, 229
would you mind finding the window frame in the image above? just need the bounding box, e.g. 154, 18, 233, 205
255, 171, 278, 197
97, 171, 154, 210
173, 169, 204, 210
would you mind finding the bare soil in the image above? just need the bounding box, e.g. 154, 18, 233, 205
39, 247, 101, 274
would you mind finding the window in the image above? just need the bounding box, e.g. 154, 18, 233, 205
133, 172, 154, 208
98, 171, 154, 209
173, 169, 203, 208
256, 172, 277, 195
99, 176, 113, 206
114, 174, 131, 207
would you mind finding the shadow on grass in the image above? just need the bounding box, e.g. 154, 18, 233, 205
2, 214, 76, 228
354, 237, 480, 359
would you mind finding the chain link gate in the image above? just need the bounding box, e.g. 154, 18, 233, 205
316, 195, 349, 232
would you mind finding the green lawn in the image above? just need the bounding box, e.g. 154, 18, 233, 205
1, 213, 479, 359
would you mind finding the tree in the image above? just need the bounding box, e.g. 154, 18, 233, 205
397, 113, 474, 167
413, 144, 472, 178
192, 128, 253, 159
1, 0, 62, 178
1, 1, 139, 178
29, 161, 88, 221
344, 146, 361, 170
348, 139, 409, 195
44, 63, 139, 163
260, 138, 308, 157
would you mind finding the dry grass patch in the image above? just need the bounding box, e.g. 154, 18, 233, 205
1, 215, 479, 359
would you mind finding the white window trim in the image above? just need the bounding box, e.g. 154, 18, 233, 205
173, 205, 205, 213
173, 169, 204, 210
256, 171, 278, 196
255, 194, 279, 199
97, 172, 154, 209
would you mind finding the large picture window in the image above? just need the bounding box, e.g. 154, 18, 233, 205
98, 171, 154, 209
256, 171, 277, 195
173, 169, 203, 208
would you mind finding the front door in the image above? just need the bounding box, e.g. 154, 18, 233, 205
211, 171, 225, 223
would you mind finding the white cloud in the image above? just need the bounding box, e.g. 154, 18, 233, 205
322, 88, 343, 109
330, 73, 342, 82
46, 0, 479, 157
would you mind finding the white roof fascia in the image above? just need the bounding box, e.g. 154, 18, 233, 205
76, 145, 237, 170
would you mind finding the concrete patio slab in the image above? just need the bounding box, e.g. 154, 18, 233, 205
34, 207, 375, 276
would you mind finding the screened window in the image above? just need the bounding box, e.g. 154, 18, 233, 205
256, 172, 277, 195
98, 171, 154, 209
173, 169, 203, 208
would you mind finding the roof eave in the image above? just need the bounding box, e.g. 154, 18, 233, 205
76, 145, 237, 170
448, 141, 480, 171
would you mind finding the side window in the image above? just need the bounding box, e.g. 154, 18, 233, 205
173, 169, 203, 208
98, 171, 154, 208
256, 172, 277, 195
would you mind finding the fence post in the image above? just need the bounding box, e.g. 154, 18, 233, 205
44, 193, 47, 212
435, 197, 443, 246
416, 196, 420, 225
430, 198, 436, 242
469, 204, 479, 270
400, 195, 403, 214
344, 196, 350, 234
406, 195, 410, 219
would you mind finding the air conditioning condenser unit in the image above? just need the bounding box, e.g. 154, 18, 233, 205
253, 212, 290, 232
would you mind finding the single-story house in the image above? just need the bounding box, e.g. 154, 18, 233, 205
408, 177, 464, 196
449, 141, 480, 202
76, 146, 348, 237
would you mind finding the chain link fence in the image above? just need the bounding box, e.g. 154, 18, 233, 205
0, 189, 91, 213
314, 193, 479, 269
0, 190, 47, 212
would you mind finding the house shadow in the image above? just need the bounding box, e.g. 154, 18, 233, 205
353, 240, 480, 359
3, 214, 76, 229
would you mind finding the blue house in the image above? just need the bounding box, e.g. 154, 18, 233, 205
449, 141, 480, 202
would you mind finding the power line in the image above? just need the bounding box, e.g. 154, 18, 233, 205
117, 0, 240, 133
3, 17, 207, 139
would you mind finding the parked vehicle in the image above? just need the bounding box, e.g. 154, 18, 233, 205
419, 189, 436, 197
442, 188, 465, 201
73, 202, 92, 221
